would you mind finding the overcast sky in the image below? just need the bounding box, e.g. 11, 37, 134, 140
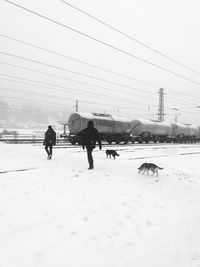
0, 0, 200, 124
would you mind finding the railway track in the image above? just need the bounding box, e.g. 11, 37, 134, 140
1, 138, 200, 150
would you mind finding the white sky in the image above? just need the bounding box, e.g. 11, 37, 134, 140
0, 0, 200, 124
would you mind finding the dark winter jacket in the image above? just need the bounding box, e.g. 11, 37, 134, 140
43, 127, 56, 146
81, 121, 102, 150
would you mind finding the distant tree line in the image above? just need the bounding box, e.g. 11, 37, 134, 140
0, 100, 69, 128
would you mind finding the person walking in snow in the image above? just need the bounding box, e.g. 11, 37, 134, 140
43, 125, 56, 159
81, 120, 102, 169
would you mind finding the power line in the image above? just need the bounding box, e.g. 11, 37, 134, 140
0, 61, 157, 100
0, 93, 145, 112
0, 94, 75, 109
0, 51, 157, 95
0, 74, 197, 114
0, 33, 160, 89
0, 77, 158, 113
3, 0, 200, 86
0, 77, 156, 108
1, 51, 199, 108
1, 93, 197, 120
60, 0, 200, 77
0, 35, 198, 104
0, 61, 198, 108
0, 59, 198, 111
0, 77, 153, 112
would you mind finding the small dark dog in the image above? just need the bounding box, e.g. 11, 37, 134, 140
138, 163, 163, 176
106, 149, 120, 159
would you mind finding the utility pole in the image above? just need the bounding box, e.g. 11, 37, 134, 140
158, 88, 165, 122
173, 108, 178, 123
75, 100, 78, 112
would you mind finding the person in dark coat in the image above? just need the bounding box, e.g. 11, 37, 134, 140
43, 125, 56, 159
81, 120, 102, 169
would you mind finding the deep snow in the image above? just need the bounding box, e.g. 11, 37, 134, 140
0, 142, 200, 267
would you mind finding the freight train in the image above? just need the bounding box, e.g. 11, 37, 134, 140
61, 112, 200, 144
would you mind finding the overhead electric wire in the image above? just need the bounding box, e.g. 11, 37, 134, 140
3, 0, 200, 86
2, 31, 195, 100
0, 61, 157, 100
0, 61, 196, 107
0, 75, 158, 109
0, 94, 75, 109
165, 95, 199, 107
60, 0, 200, 77
0, 35, 198, 104
0, 74, 197, 113
1, 89, 198, 119
0, 60, 198, 109
0, 33, 159, 89
1, 93, 148, 112
0, 61, 197, 108
0, 106, 66, 114
0, 51, 157, 95
0, 78, 155, 107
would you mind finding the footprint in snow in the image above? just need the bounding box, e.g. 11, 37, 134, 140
70, 231, 77, 236
191, 254, 200, 267
83, 216, 89, 221
34, 252, 43, 267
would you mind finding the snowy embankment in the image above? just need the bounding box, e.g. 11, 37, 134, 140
0, 143, 200, 267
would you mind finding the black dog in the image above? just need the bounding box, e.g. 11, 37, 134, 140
138, 163, 163, 176
106, 149, 120, 159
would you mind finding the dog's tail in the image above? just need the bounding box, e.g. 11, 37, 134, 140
116, 153, 120, 156
157, 166, 163, 170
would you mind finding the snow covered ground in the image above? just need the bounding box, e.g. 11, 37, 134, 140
0, 142, 200, 267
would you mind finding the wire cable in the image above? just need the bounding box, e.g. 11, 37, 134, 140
0, 61, 196, 105
0, 33, 160, 89
60, 0, 200, 76
0, 77, 155, 107
0, 61, 157, 100
0, 75, 158, 109
0, 51, 158, 94
0, 34, 198, 103
1, 74, 197, 116
3, 0, 200, 86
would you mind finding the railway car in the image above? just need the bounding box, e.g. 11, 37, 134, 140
67, 112, 132, 144
130, 119, 172, 143
60, 112, 200, 145
171, 123, 199, 142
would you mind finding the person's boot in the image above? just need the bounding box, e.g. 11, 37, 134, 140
88, 165, 93, 169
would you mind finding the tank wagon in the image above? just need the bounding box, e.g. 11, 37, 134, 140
130, 119, 200, 143
66, 112, 132, 145
61, 112, 200, 144
130, 119, 172, 143
171, 123, 199, 143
